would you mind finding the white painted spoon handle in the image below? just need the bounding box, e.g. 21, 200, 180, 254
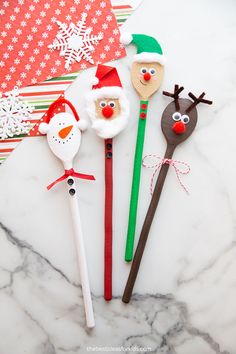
67, 178, 95, 328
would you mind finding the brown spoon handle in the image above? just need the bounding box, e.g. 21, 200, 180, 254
122, 144, 175, 303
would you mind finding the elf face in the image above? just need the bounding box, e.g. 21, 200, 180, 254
95, 99, 121, 120
131, 62, 164, 99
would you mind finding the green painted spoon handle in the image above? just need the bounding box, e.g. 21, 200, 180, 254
125, 100, 149, 262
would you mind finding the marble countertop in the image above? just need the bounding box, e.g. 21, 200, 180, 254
0, 0, 236, 353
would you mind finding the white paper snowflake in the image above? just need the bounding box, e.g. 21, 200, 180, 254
0, 87, 33, 139
48, 12, 103, 70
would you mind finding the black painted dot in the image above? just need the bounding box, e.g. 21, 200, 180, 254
106, 143, 112, 150
69, 188, 75, 196
67, 178, 74, 186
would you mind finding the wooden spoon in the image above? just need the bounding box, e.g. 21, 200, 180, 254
122, 86, 212, 303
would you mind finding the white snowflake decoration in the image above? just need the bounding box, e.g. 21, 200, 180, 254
48, 12, 103, 70
0, 87, 33, 139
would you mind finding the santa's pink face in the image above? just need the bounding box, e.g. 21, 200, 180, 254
86, 88, 130, 139
95, 98, 121, 120
39, 113, 82, 164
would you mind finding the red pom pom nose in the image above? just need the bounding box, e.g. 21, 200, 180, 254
172, 121, 186, 135
143, 72, 151, 81
102, 105, 114, 119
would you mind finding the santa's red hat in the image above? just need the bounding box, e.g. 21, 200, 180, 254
88, 64, 127, 102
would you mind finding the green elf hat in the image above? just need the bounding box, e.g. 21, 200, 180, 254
120, 33, 166, 65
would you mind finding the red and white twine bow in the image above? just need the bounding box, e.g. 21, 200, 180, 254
142, 154, 191, 195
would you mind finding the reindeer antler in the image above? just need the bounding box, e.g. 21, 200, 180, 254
163, 84, 184, 110
186, 92, 212, 113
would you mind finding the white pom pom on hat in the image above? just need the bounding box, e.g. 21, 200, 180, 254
120, 32, 133, 46
77, 119, 88, 131
38, 122, 49, 135
90, 76, 99, 86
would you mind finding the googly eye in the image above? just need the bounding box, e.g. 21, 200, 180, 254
172, 112, 181, 121
181, 115, 190, 124
149, 68, 156, 75
108, 100, 115, 108
99, 100, 107, 108
140, 67, 148, 74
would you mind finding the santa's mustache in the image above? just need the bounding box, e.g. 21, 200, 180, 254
92, 113, 128, 139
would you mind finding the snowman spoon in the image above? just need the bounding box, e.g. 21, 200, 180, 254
122, 85, 212, 303
39, 97, 95, 328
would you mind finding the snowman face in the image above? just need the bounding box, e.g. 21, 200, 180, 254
46, 112, 81, 163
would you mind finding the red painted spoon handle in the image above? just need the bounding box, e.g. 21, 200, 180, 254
104, 138, 113, 301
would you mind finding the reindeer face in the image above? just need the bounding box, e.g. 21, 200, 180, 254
131, 62, 164, 99
162, 85, 212, 146
161, 98, 198, 146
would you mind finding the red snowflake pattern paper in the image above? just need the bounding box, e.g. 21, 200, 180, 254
0, 0, 125, 93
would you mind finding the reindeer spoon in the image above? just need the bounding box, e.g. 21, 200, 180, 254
122, 85, 212, 303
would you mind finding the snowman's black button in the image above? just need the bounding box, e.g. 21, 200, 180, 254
67, 178, 74, 186
69, 188, 76, 196
106, 152, 112, 158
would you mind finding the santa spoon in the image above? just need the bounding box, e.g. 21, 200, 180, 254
120, 33, 165, 262
86, 64, 129, 301
39, 97, 95, 328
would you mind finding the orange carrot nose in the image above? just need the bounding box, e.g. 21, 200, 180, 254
58, 125, 73, 139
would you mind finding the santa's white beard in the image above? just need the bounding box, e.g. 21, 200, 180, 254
92, 113, 128, 139
86, 87, 130, 139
